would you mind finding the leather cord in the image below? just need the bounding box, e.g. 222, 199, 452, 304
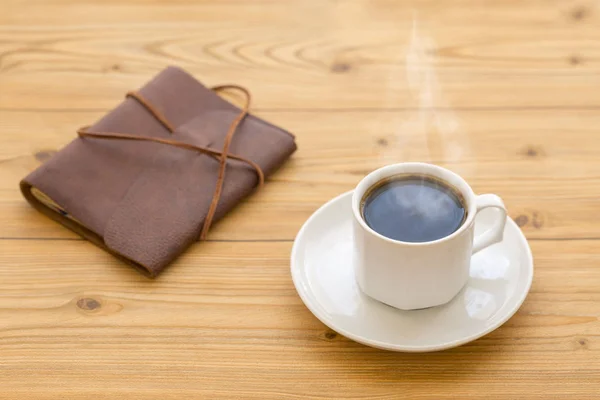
77, 85, 264, 241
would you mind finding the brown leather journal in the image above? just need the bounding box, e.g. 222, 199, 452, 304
20, 66, 297, 277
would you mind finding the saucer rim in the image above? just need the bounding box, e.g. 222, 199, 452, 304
291, 190, 534, 352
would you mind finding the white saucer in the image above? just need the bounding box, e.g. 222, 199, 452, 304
291, 191, 533, 352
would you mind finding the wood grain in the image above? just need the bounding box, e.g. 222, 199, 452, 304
1, 0, 600, 398
0, 240, 600, 399
1, 109, 600, 241
1, 0, 600, 110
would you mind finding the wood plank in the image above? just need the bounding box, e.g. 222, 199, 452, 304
1, 109, 599, 241
1, 0, 600, 110
0, 240, 599, 399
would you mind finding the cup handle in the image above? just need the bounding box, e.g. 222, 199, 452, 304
472, 194, 507, 254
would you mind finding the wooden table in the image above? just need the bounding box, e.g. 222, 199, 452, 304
1, 0, 599, 398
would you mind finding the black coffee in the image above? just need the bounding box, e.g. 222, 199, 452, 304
361, 174, 467, 243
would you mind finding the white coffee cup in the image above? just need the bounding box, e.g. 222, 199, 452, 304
352, 162, 507, 310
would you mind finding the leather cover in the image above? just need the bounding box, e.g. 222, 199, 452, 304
20, 66, 297, 277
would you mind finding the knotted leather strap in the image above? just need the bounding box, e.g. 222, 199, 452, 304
77, 85, 265, 241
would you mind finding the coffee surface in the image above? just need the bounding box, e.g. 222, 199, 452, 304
361, 175, 466, 243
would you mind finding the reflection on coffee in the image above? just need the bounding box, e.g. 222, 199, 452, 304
360, 174, 467, 243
